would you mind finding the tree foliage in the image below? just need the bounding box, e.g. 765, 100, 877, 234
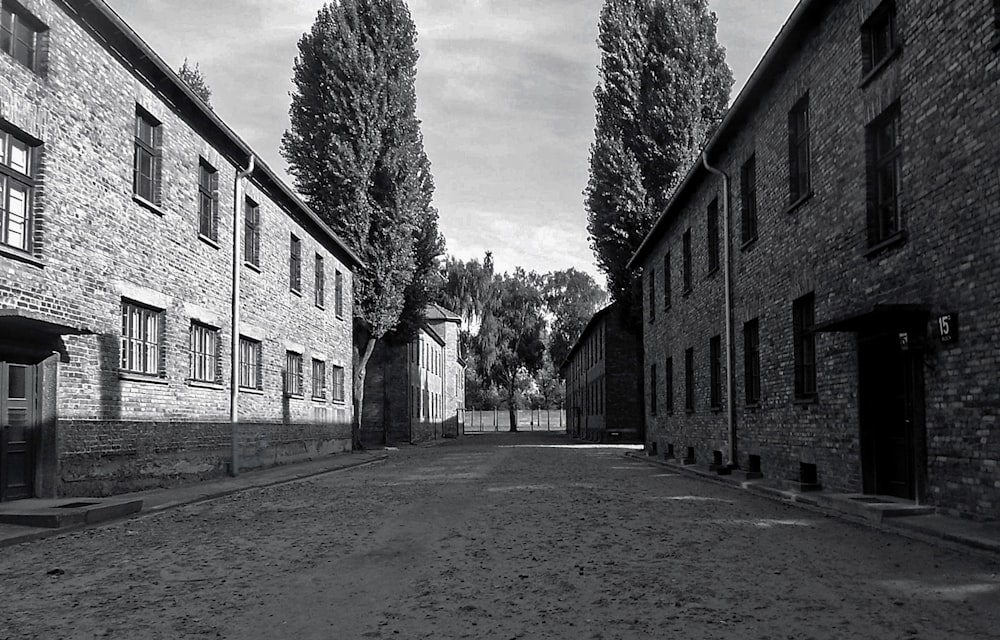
585, 0, 732, 309
177, 58, 212, 106
282, 0, 440, 448
542, 268, 606, 368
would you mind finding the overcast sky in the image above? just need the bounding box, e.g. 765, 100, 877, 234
106, 0, 799, 285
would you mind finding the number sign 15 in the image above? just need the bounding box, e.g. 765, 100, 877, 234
938, 313, 958, 344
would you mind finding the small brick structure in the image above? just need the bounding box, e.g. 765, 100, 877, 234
629, 0, 1000, 519
560, 302, 644, 443
0, 0, 361, 498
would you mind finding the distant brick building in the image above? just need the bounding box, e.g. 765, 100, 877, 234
0, 0, 362, 500
361, 304, 465, 445
629, 0, 1000, 518
560, 302, 643, 443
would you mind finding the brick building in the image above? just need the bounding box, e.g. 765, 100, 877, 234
0, 0, 362, 500
361, 304, 465, 445
629, 0, 1000, 518
561, 302, 643, 443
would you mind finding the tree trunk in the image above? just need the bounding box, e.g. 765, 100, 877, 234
507, 380, 517, 432
352, 336, 377, 451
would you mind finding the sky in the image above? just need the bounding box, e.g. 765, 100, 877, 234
106, 0, 800, 286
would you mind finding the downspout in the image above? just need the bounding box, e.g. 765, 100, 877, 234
702, 152, 737, 468
230, 154, 255, 476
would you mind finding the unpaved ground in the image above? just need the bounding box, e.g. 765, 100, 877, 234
2, 432, 999, 639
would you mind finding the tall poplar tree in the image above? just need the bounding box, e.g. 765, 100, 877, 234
282, 0, 439, 449
585, 0, 732, 309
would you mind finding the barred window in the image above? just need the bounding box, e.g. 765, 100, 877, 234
311, 359, 326, 400
332, 366, 346, 403
189, 322, 219, 383
244, 197, 260, 267
289, 234, 301, 292
314, 254, 325, 308
121, 300, 162, 375
238, 337, 262, 390
0, 125, 36, 253
197, 159, 219, 242
134, 109, 162, 206
285, 351, 303, 397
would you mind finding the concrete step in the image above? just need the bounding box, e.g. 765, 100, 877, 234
0, 498, 143, 529
812, 493, 935, 523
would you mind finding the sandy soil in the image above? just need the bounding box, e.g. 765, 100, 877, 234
2, 432, 999, 639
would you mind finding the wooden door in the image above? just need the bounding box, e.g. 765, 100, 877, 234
0, 362, 37, 501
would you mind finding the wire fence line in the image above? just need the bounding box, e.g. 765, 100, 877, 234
461, 409, 566, 433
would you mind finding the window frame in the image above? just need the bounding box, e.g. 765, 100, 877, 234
120, 300, 163, 376
682, 229, 692, 294
744, 319, 760, 405
740, 154, 758, 246
1, 2, 43, 72
289, 234, 302, 293
238, 337, 263, 390
311, 358, 326, 400
861, 0, 898, 78
707, 198, 719, 274
197, 158, 219, 243
663, 251, 671, 309
865, 102, 903, 250
649, 363, 657, 415
684, 347, 695, 413
664, 356, 674, 414
188, 321, 220, 383
133, 108, 162, 207
788, 93, 811, 206
334, 270, 344, 318
332, 365, 346, 403
793, 293, 817, 400
244, 196, 260, 268
0, 125, 37, 254
709, 335, 722, 409
284, 351, 303, 398
647, 268, 656, 323
314, 253, 325, 308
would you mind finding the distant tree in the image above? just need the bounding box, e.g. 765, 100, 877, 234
177, 58, 212, 106
432, 252, 494, 332
542, 268, 606, 368
585, 0, 732, 311
476, 269, 547, 431
282, 0, 435, 449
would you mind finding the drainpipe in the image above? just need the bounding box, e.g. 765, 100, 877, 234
702, 152, 737, 468
230, 154, 255, 476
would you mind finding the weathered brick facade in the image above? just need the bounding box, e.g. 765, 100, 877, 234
361, 304, 465, 445
631, 0, 1000, 519
0, 0, 360, 498
561, 302, 644, 443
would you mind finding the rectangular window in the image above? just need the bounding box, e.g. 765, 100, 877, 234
189, 322, 219, 383
314, 254, 325, 308
740, 154, 758, 244
664, 356, 674, 414
647, 269, 656, 322
311, 359, 326, 400
684, 347, 695, 412
744, 319, 761, 405
707, 198, 719, 273
1, 3, 41, 71
788, 94, 810, 204
244, 197, 260, 267
197, 159, 219, 242
120, 301, 162, 376
793, 293, 817, 399
334, 270, 344, 318
866, 103, 902, 247
0, 126, 36, 253
133, 109, 162, 205
709, 335, 722, 408
663, 252, 671, 309
649, 363, 657, 415
862, 1, 897, 74
682, 229, 692, 293
238, 337, 262, 390
289, 234, 302, 292
332, 366, 344, 402
285, 351, 303, 397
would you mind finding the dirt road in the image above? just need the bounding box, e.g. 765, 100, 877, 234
2, 432, 999, 639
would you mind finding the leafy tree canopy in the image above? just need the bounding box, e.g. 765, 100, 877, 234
177, 58, 212, 106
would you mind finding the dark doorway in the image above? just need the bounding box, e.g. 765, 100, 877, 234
0, 361, 39, 501
858, 333, 923, 499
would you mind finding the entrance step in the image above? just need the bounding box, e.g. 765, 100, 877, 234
0, 498, 143, 529
812, 493, 935, 523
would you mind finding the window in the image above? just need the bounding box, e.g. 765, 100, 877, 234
244, 197, 260, 267
866, 103, 902, 247
862, 1, 897, 75
664, 356, 674, 414
133, 109, 162, 206
1, 3, 42, 71
311, 359, 326, 400
649, 363, 657, 415
684, 347, 695, 412
238, 337, 262, 390
788, 94, 810, 204
744, 319, 760, 405
285, 351, 303, 397
121, 301, 162, 375
314, 254, 325, 308
710, 335, 722, 409
0, 126, 35, 253
707, 198, 719, 273
741, 154, 758, 245
189, 322, 219, 383
682, 229, 692, 293
647, 269, 656, 322
289, 234, 302, 292
334, 270, 344, 318
793, 293, 816, 399
663, 252, 671, 309
197, 159, 219, 242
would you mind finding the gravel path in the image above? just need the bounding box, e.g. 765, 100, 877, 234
2, 432, 998, 639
